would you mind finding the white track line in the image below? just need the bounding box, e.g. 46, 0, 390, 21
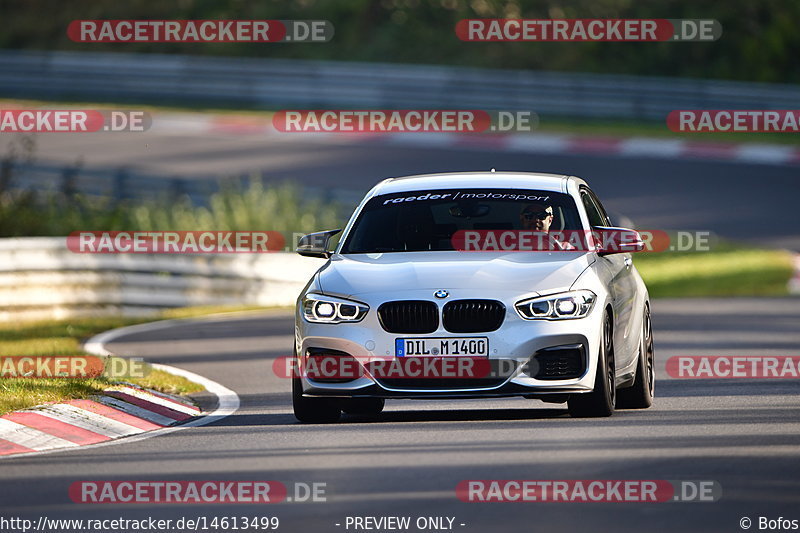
0, 418, 78, 451
112, 380, 200, 410
95, 396, 177, 426
0, 315, 241, 460
620, 138, 685, 157
111, 386, 201, 416
736, 144, 796, 165
136, 387, 201, 410
505, 133, 570, 153
34, 404, 143, 438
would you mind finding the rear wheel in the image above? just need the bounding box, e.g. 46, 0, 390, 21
617, 305, 654, 409
568, 313, 615, 418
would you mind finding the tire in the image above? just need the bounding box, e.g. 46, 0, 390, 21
341, 398, 385, 416
568, 313, 616, 418
617, 305, 655, 409
292, 374, 341, 424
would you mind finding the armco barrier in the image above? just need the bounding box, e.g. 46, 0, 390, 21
0, 237, 326, 322
1, 50, 799, 121
4, 161, 365, 208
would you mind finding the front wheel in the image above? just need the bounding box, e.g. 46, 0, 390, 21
341, 398, 385, 416
568, 313, 616, 418
292, 377, 341, 423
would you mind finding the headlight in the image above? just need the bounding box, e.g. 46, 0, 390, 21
302, 294, 369, 323
515, 290, 596, 320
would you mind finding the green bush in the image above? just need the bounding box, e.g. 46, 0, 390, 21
0, 178, 344, 237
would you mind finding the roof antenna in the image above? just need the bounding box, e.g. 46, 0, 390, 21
490, 168, 496, 173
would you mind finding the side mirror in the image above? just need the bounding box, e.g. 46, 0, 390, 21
593, 226, 645, 256
296, 229, 342, 258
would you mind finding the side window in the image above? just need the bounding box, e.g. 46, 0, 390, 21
580, 189, 607, 227
587, 190, 611, 226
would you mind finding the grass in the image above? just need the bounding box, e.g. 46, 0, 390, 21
0, 371, 205, 416
634, 245, 795, 298
0, 304, 275, 415
0, 378, 111, 416
160, 304, 282, 320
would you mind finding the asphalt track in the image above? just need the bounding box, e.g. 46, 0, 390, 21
8, 130, 800, 249
2, 127, 799, 532
1, 300, 800, 533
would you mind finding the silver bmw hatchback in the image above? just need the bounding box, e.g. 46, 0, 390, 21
293, 172, 654, 422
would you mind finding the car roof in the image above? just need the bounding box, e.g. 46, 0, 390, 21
372, 171, 572, 196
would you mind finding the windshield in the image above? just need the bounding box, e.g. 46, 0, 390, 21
340, 188, 582, 253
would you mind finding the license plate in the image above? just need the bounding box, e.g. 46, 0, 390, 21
396, 337, 489, 357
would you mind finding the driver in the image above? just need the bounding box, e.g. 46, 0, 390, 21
519, 202, 554, 232
519, 203, 575, 250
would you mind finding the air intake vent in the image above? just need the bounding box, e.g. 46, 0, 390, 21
442, 300, 505, 333
526, 344, 586, 380
378, 300, 439, 334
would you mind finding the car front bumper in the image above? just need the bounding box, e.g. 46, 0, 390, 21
294, 288, 604, 399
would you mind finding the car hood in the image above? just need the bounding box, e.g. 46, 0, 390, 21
318, 251, 593, 297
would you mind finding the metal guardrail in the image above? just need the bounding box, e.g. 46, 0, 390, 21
3, 161, 364, 208
1, 50, 799, 121
5, 162, 220, 205
0, 237, 325, 322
